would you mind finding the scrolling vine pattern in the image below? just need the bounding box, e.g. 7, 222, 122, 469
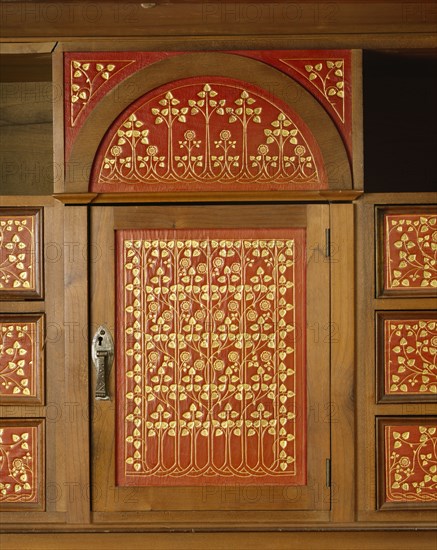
384, 318, 437, 396
384, 212, 437, 291
385, 424, 437, 502
279, 58, 345, 122
0, 320, 39, 399
0, 425, 37, 503
0, 214, 36, 292
70, 59, 135, 127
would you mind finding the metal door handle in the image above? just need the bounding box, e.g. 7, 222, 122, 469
92, 325, 114, 401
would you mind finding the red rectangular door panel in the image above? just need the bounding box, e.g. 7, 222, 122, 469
115, 228, 306, 486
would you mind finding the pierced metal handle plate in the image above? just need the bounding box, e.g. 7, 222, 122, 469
91, 325, 114, 401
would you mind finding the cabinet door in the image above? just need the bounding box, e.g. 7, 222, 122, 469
90, 204, 330, 524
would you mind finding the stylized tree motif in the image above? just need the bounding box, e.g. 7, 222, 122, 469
249, 144, 278, 175
98, 82, 324, 187
263, 113, 300, 175
121, 233, 303, 480
152, 91, 188, 174
103, 113, 150, 179
212, 129, 239, 176
188, 84, 226, 174
175, 130, 203, 176
226, 90, 262, 173
137, 145, 166, 176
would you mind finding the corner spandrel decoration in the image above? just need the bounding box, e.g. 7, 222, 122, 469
279, 58, 346, 123
69, 58, 136, 127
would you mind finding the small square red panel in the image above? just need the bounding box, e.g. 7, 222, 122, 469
0, 315, 44, 403
384, 422, 437, 504
383, 210, 437, 292
0, 209, 42, 299
0, 422, 41, 504
383, 315, 437, 397
116, 229, 306, 486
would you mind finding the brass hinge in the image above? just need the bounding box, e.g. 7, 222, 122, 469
325, 228, 331, 258
326, 458, 331, 487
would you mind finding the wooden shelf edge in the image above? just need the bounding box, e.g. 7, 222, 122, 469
53, 190, 363, 204
53, 193, 98, 204
0, 42, 56, 55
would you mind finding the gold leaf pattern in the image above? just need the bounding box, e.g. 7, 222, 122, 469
70, 59, 135, 127
385, 212, 437, 291
94, 80, 325, 190
0, 318, 41, 400
118, 230, 306, 484
0, 214, 35, 292
386, 424, 437, 502
279, 58, 345, 122
0, 425, 38, 503
385, 318, 437, 396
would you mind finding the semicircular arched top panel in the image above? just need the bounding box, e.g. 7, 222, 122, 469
90, 77, 327, 192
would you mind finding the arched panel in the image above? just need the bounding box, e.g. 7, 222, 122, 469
65, 53, 352, 194
90, 77, 326, 192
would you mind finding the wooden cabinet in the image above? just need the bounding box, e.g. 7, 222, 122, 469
1, 27, 436, 548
